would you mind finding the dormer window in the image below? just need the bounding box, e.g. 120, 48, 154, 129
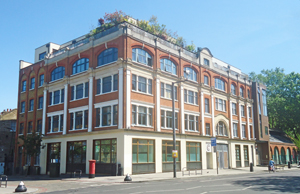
204, 58, 209, 66
160, 59, 177, 75
132, 48, 152, 67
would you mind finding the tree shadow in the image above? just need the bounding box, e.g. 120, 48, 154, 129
233, 175, 300, 193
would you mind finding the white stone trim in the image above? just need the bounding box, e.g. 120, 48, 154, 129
118, 68, 124, 129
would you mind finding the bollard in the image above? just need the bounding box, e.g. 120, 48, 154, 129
15, 181, 27, 192
124, 173, 132, 181
288, 161, 291, 169
250, 163, 254, 172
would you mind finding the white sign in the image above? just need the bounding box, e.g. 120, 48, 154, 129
206, 143, 212, 152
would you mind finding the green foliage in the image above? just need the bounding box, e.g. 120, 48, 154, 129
185, 41, 196, 52
19, 132, 45, 159
286, 131, 300, 151
249, 68, 300, 137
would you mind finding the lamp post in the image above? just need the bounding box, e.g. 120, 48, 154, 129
172, 70, 189, 178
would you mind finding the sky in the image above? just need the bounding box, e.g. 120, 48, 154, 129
0, 0, 299, 111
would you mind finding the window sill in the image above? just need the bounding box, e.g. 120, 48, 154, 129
95, 125, 117, 129
48, 131, 63, 134
161, 127, 179, 131
216, 109, 226, 113
29, 88, 35, 91
161, 97, 178, 101
132, 90, 153, 96
21, 91, 26, 94
70, 70, 88, 77
70, 128, 87, 131
184, 102, 199, 107
49, 78, 63, 84
20, 112, 25, 115
131, 125, 153, 128
37, 108, 43, 111
132, 61, 153, 69
185, 130, 199, 133
48, 103, 64, 107
28, 110, 33, 113
18, 134, 23, 136
215, 88, 226, 92
204, 83, 209, 86
96, 60, 117, 69
160, 70, 178, 77
38, 85, 44, 88
70, 97, 88, 102
96, 90, 117, 96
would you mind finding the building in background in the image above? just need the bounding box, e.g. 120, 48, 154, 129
15, 20, 260, 176
0, 108, 17, 175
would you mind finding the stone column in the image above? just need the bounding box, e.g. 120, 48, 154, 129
211, 94, 215, 136
118, 68, 124, 129
180, 86, 185, 134
229, 100, 233, 139
63, 84, 68, 134
42, 89, 47, 135
156, 78, 160, 132
88, 77, 93, 132
126, 69, 131, 128
201, 92, 205, 135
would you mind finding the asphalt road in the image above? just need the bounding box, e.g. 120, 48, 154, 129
45, 170, 300, 194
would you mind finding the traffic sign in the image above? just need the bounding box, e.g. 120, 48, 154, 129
211, 137, 216, 147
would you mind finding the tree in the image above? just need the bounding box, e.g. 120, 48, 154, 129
249, 68, 300, 136
19, 132, 45, 166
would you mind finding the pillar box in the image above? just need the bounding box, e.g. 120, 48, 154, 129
89, 160, 96, 178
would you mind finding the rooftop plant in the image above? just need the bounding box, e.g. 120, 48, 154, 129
88, 11, 196, 53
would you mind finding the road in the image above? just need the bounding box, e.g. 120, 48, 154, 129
44, 170, 300, 194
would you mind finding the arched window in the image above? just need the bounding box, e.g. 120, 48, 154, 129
281, 147, 286, 164
184, 67, 197, 82
51, 66, 65, 81
240, 87, 244, 97
215, 78, 225, 91
204, 75, 209, 85
215, 121, 228, 136
231, 84, 236, 95
132, 48, 152, 67
98, 48, 118, 67
160, 59, 177, 75
72, 58, 89, 74
274, 147, 279, 164
286, 148, 291, 163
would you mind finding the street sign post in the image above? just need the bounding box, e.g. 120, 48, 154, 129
211, 137, 218, 174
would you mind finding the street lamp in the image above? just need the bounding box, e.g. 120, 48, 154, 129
172, 69, 190, 178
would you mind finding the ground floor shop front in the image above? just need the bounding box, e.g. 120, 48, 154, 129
39, 129, 256, 175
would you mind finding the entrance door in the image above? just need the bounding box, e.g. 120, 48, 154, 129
47, 143, 61, 174
217, 144, 229, 169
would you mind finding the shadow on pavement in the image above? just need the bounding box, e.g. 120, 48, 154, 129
6, 174, 111, 181
233, 176, 300, 193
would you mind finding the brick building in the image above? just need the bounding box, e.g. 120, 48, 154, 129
0, 109, 17, 175
15, 19, 261, 175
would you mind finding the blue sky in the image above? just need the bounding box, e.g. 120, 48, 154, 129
0, 0, 299, 111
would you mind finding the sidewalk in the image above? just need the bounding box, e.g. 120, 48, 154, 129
0, 166, 298, 193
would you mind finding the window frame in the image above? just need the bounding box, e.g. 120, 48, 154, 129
184, 67, 197, 82
160, 58, 177, 75
132, 104, 153, 127
215, 98, 226, 112
39, 74, 44, 87
131, 74, 152, 95
184, 113, 199, 132
132, 48, 152, 67
160, 109, 178, 130
95, 104, 118, 128
22, 80, 27, 92
72, 58, 89, 75
71, 82, 89, 101
29, 99, 34, 111
231, 84, 236, 95
215, 78, 225, 91
215, 121, 228, 136
49, 88, 64, 106
98, 48, 118, 67
51, 66, 65, 82
30, 77, 35, 90
48, 114, 63, 133
184, 89, 198, 105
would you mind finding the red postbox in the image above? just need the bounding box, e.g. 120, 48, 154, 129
89, 160, 96, 178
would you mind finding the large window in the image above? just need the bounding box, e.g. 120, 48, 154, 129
184, 67, 197, 82
132, 105, 153, 127
242, 124, 246, 138
248, 107, 252, 118
186, 142, 201, 170
67, 141, 86, 171
39, 52, 46, 60
39, 74, 44, 87
132, 48, 152, 67
215, 98, 226, 112
232, 102, 237, 115
215, 121, 228, 136
262, 89, 267, 116
215, 78, 225, 91
132, 74, 152, 95
184, 89, 198, 105
22, 80, 26, 92
185, 114, 199, 132
235, 145, 241, 167
37, 120, 42, 133
204, 76, 209, 85
231, 84, 236, 95
95, 105, 118, 127
132, 139, 154, 163
49, 89, 64, 105
21, 102, 25, 113
48, 114, 63, 133
240, 87, 244, 98
19, 123, 24, 134
70, 110, 88, 130
38, 96, 43, 109
244, 146, 249, 167
205, 98, 209, 113
30, 77, 35, 89
265, 126, 268, 135
161, 110, 178, 129
233, 123, 238, 137
71, 82, 88, 100
161, 83, 177, 100
160, 59, 177, 75
96, 74, 118, 95
94, 139, 116, 164
51, 66, 65, 81
27, 121, 33, 134
29, 99, 34, 111
205, 123, 210, 136
241, 105, 245, 117
98, 48, 118, 67
72, 58, 89, 74
162, 141, 180, 163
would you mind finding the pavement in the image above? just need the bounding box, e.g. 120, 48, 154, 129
0, 165, 298, 194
